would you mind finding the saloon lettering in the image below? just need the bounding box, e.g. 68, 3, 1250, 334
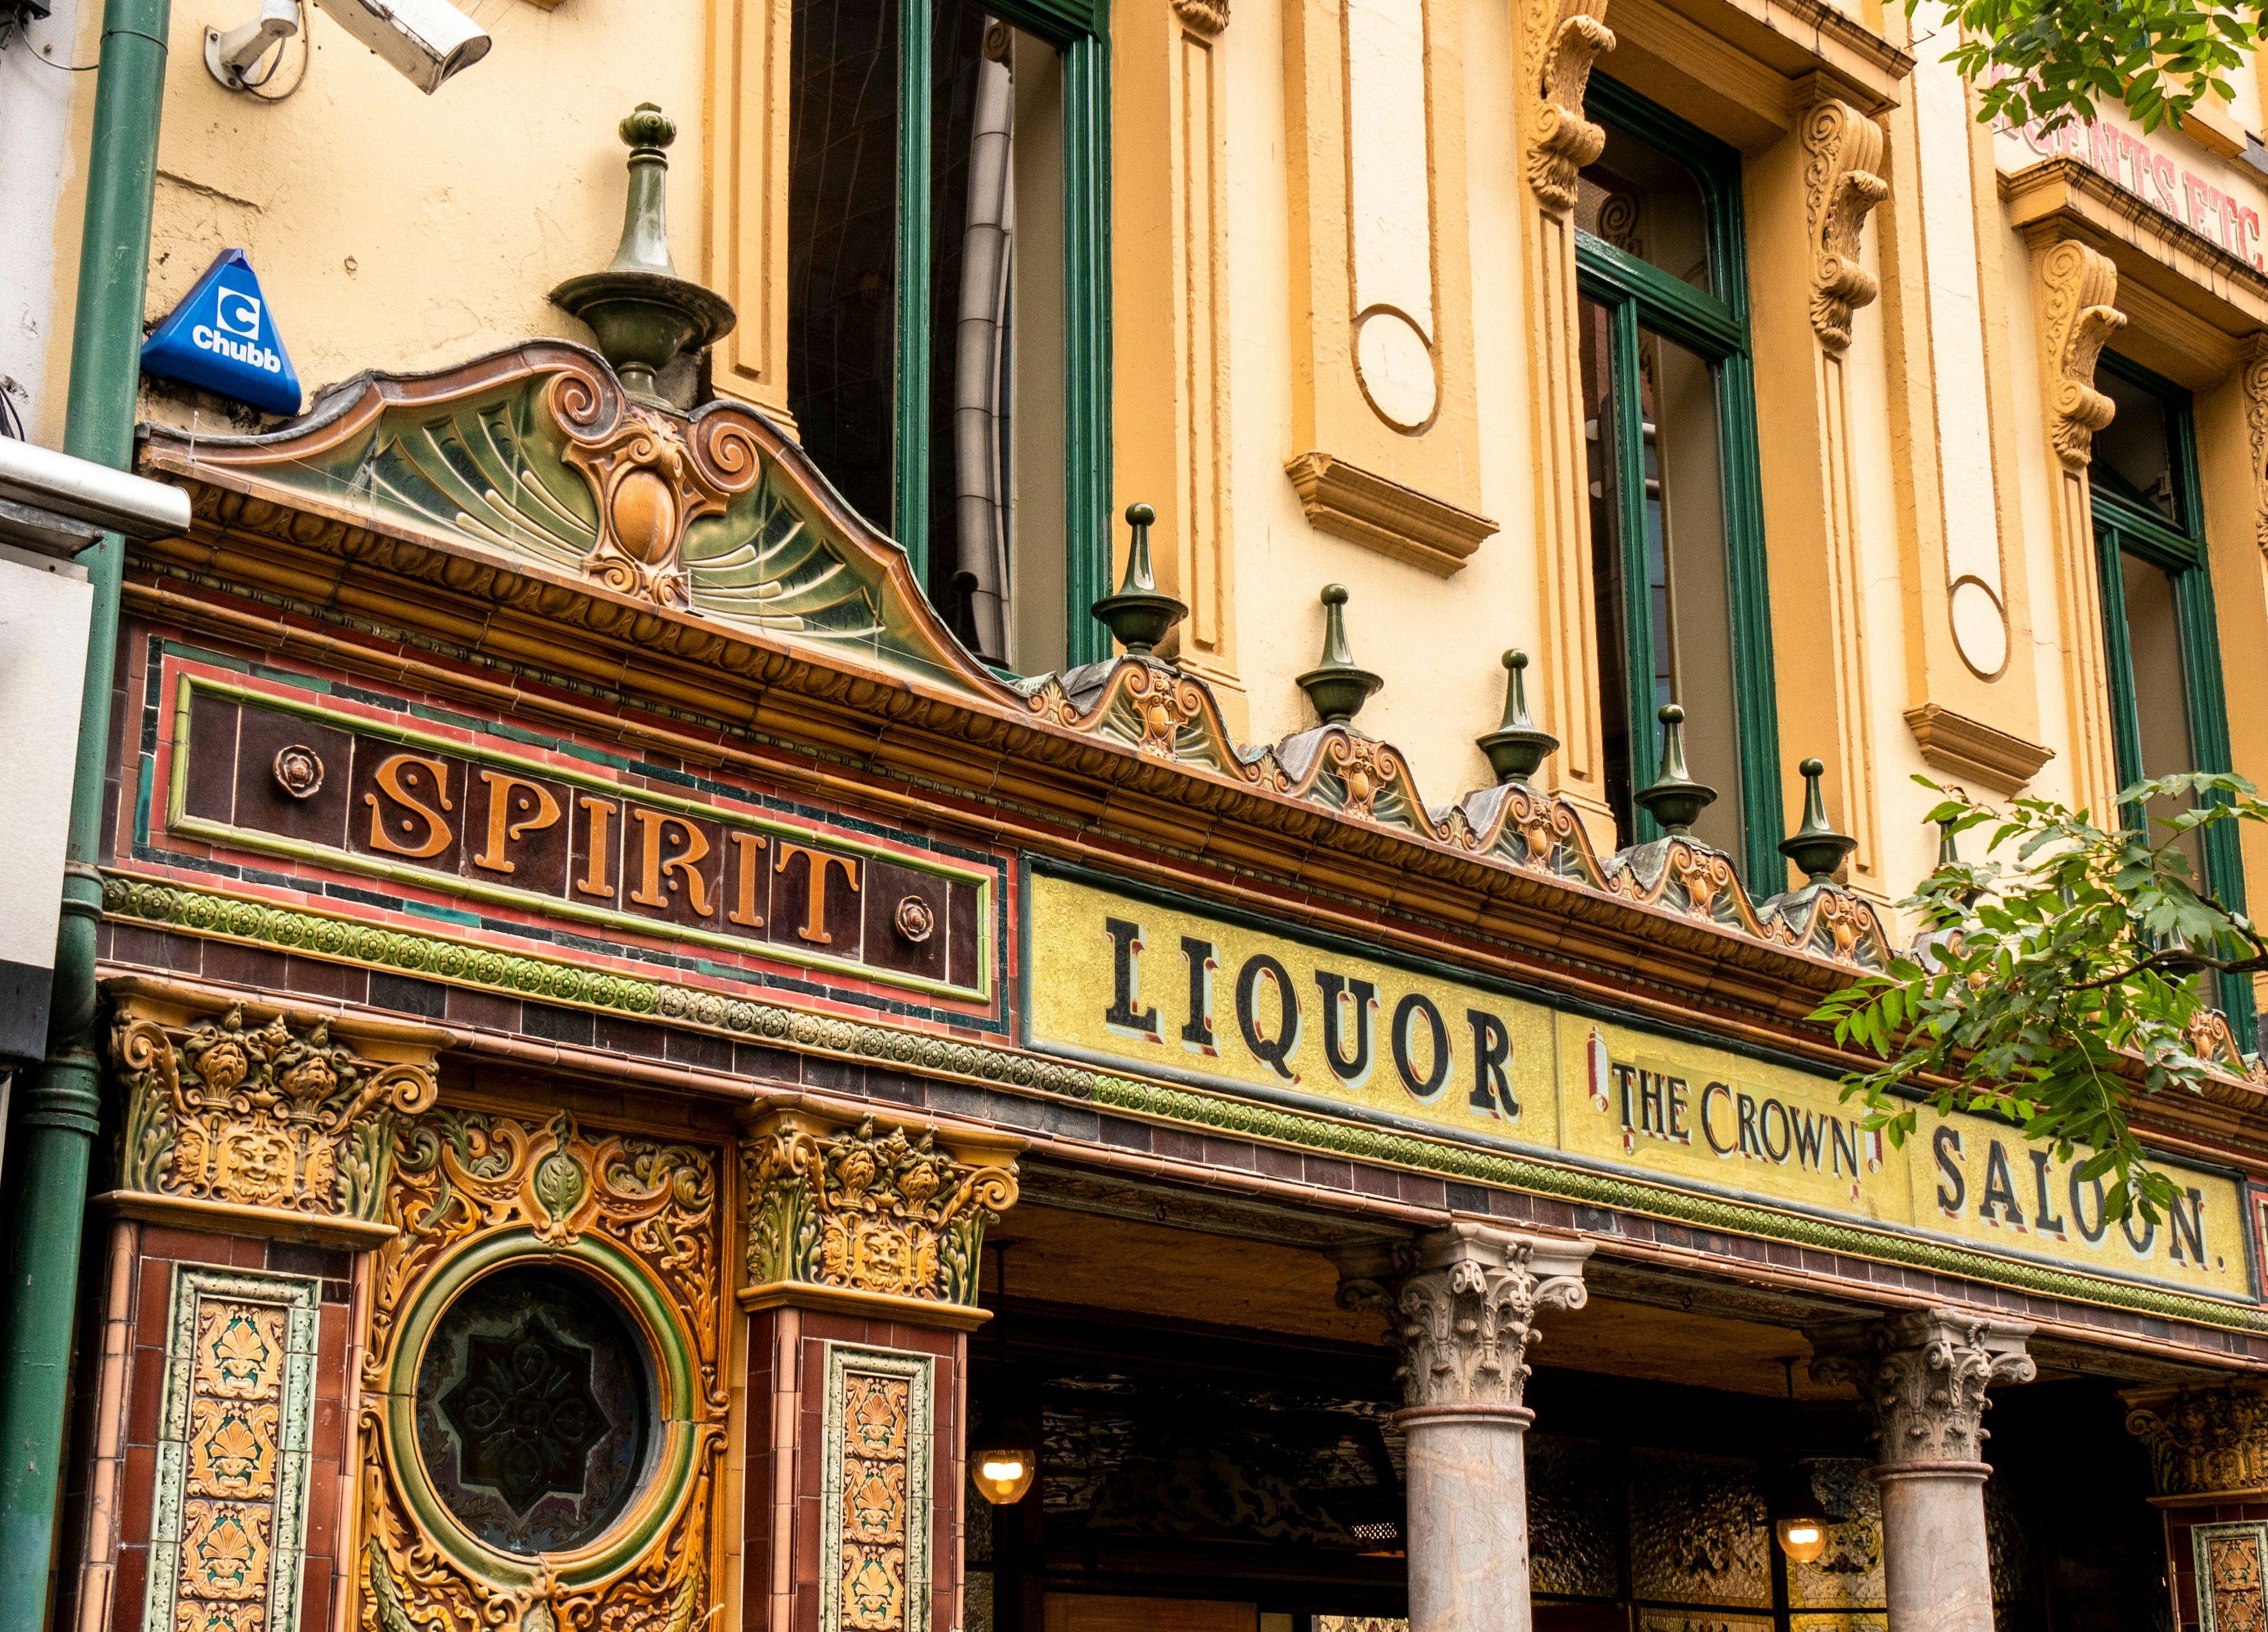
1931, 1124, 2216, 1268
1102, 916, 1519, 1117
174, 684, 990, 997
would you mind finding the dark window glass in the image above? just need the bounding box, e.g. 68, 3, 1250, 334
1575, 123, 1712, 294
2094, 367, 2182, 524
416, 1266, 654, 1555
787, 0, 901, 530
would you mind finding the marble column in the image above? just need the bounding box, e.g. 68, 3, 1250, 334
1337, 1222, 1592, 1632
1811, 1308, 2035, 1632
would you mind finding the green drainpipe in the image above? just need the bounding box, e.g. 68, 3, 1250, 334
0, 0, 171, 1610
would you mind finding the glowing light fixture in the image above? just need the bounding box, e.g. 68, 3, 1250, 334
1770, 1357, 1833, 1565
969, 1241, 1037, 1507
972, 1448, 1037, 1506
1774, 1512, 1829, 1565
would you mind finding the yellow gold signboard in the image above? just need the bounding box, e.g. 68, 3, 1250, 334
1023, 867, 2256, 1305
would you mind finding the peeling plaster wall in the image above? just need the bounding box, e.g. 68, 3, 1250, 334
40, 0, 705, 435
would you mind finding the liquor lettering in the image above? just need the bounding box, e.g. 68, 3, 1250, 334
1100, 913, 1519, 1118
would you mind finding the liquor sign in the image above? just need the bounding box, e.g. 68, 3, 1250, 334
1022, 864, 2256, 1306
167, 673, 993, 1003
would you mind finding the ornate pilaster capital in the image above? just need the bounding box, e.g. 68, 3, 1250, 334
2242, 332, 2268, 554
2122, 1380, 2268, 1502
1809, 1308, 2036, 1468
2031, 236, 2125, 470
1524, 0, 1615, 217
738, 1106, 1021, 1323
1799, 94, 1888, 354
1337, 1222, 1593, 1412
103, 978, 448, 1244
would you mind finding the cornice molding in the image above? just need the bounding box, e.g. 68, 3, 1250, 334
1281, 449, 1502, 576
1900, 703, 2056, 795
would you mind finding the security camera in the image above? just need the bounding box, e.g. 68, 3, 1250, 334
205, 0, 298, 90
310, 0, 489, 92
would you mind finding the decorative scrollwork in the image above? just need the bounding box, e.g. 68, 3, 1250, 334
111, 999, 438, 1223
2123, 1382, 2268, 1499
1337, 1223, 1589, 1411
1526, 0, 1615, 216
1801, 97, 1888, 354
2034, 238, 2124, 470
741, 1110, 1020, 1305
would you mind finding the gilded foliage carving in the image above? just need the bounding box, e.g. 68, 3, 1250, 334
1810, 1309, 2035, 1465
1526, 0, 1615, 215
743, 1112, 1018, 1303
1338, 1224, 1589, 1411
360, 1107, 725, 1632
1801, 98, 1888, 354
2034, 238, 2124, 469
113, 1001, 438, 1222
2124, 1383, 2268, 1499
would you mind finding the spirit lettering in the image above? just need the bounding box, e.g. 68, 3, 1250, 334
630, 809, 714, 917
472, 771, 560, 874
775, 843, 859, 945
364, 753, 454, 858
728, 832, 768, 927
576, 795, 617, 898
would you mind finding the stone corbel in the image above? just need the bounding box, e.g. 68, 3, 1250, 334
2033, 236, 2126, 470
2122, 1380, 2268, 1503
98, 976, 450, 1247
1335, 1221, 1593, 1410
1524, 0, 1614, 216
738, 1104, 1022, 1329
1810, 1307, 2036, 1466
1800, 94, 1889, 354
1171, 0, 1228, 32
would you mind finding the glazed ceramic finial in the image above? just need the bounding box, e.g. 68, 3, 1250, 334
1089, 502, 1188, 658
1632, 704, 1718, 836
1295, 584, 1383, 726
1779, 756, 1858, 884
1476, 649, 1559, 786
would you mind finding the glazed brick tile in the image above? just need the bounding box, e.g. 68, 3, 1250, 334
110, 923, 201, 974
1097, 1115, 1152, 1153
304, 1463, 339, 1556
1197, 1136, 1255, 1170
664, 1027, 737, 1073
142, 1226, 239, 1267
735, 1044, 801, 1085
1303, 1156, 1353, 1190
110, 1545, 147, 1622
201, 939, 291, 993
1149, 1127, 1205, 1163
1446, 1182, 1491, 1215
120, 1444, 156, 1545
135, 1259, 175, 1347
444, 986, 522, 1033
128, 1363, 164, 1446
522, 1003, 595, 1047
595, 1016, 668, 1058
368, 971, 449, 1018
1396, 1173, 1448, 1209
802, 1055, 868, 1095
1040, 1104, 1099, 1142
268, 1241, 351, 1285
1252, 1144, 1303, 1180
283, 955, 367, 1003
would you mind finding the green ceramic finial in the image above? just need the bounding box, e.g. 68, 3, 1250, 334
1779, 756, 1858, 885
1090, 501, 1187, 658
1937, 811, 1963, 869
1296, 584, 1383, 727
1632, 703, 1718, 837
550, 102, 737, 404
1477, 648, 1559, 786
609, 103, 681, 278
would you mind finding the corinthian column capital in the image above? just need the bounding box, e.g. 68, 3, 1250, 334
1811, 1308, 2036, 1467
1338, 1222, 1592, 1412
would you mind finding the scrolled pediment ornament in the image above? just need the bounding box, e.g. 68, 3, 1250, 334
741, 1109, 1021, 1307
1801, 96, 1889, 354
110, 995, 441, 1226
1810, 1309, 2035, 1466
1525, 0, 1615, 216
2122, 1381, 2268, 1499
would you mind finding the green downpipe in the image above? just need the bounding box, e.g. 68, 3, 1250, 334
0, 0, 171, 1608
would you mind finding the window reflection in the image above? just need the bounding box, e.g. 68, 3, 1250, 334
1574, 123, 1712, 294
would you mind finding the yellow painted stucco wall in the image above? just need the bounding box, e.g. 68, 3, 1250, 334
39, 0, 2268, 935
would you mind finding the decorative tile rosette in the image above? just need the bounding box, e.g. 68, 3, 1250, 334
360, 1107, 726, 1632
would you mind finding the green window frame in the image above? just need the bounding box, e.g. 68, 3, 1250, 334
1575, 78, 1781, 885
890, 0, 1113, 670
2090, 351, 2254, 1045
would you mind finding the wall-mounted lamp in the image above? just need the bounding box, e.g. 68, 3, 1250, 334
204, 0, 298, 90
969, 1240, 1037, 1507
1770, 1357, 1833, 1565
